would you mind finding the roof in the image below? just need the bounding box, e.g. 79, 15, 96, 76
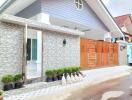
0, 0, 125, 38
0, 14, 84, 36
115, 14, 131, 27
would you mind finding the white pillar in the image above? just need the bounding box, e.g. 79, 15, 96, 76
37, 31, 42, 77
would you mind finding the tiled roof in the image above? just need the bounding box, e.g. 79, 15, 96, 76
115, 14, 131, 27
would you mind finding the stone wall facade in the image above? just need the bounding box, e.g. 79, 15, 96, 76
0, 22, 24, 78
43, 30, 80, 70
0, 22, 80, 85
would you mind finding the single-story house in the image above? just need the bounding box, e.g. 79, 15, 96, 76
0, 0, 125, 85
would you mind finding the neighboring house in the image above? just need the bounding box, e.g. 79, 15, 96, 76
115, 14, 132, 42
0, 0, 124, 84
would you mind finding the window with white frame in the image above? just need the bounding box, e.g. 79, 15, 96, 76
75, 0, 83, 10
27, 38, 37, 61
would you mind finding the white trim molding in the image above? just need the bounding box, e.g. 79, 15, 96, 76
0, 14, 85, 36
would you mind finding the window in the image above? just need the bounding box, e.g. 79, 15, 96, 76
27, 38, 37, 61
75, 0, 83, 10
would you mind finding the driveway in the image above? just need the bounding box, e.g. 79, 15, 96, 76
29, 75, 132, 100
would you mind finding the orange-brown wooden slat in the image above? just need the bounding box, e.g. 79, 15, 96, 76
80, 38, 118, 69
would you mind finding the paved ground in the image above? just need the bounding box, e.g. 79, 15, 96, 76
4, 66, 132, 100
29, 75, 132, 100
65, 75, 132, 100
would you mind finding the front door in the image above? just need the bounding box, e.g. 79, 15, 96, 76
26, 30, 42, 79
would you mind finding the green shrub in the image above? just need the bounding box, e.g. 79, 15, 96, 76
14, 74, 23, 82
45, 70, 54, 78
1, 75, 14, 84
71, 67, 76, 72
45, 66, 80, 77
53, 69, 58, 76
0, 90, 3, 96
71, 67, 80, 73
57, 68, 64, 75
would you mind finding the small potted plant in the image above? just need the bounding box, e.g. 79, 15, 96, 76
57, 68, 64, 80
64, 68, 69, 78
0, 90, 3, 100
13, 74, 23, 89
71, 67, 77, 76
53, 69, 58, 81
45, 69, 54, 82
1, 75, 14, 91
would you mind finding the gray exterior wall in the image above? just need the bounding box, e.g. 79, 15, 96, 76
16, 0, 41, 18
0, 22, 23, 79
15, 0, 108, 31
43, 30, 80, 70
41, 0, 108, 31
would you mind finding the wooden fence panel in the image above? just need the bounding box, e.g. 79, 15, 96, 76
80, 38, 118, 69
96, 41, 103, 67
80, 39, 87, 68
113, 43, 118, 65
108, 43, 114, 65
102, 42, 109, 66
86, 40, 96, 67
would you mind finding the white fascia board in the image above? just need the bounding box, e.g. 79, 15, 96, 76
85, 0, 124, 38
0, 14, 84, 36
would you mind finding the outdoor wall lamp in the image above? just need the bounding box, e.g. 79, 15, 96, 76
63, 39, 66, 46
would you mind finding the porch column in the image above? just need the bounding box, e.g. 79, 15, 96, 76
22, 23, 28, 81
36, 31, 43, 80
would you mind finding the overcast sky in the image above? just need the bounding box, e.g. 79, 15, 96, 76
102, 0, 132, 17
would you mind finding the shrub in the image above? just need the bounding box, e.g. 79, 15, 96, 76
14, 74, 23, 82
57, 68, 64, 75
1, 75, 14, 84
45, 70, 54, 78
45, 66, 81, 77
71, 67, 76, 72
0, 90, 3, 96
71, 67, 80, 73
53, 69, 58, 76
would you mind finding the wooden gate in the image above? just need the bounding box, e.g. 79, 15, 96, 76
80, 38, 118, 68
96, 41, 103, 67
86, 40, 96, 68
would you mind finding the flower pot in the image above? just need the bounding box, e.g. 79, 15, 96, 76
72, 73, 75, 76
53, 76, 58, 81
76, 72, 79, 76
0, 96, 3, 100
46, 77, 53, 82
3, 83, 13, 91
79, 71, 83, 76
14, 82, 23, 89
64, 73, 67, 79
57, 74, 63, 80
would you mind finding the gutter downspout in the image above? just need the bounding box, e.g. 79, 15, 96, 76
22, 23, 27, 83
100, 0, 125, 41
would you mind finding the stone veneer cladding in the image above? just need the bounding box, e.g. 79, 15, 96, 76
43, 30, 80, 70
0, 22, 24, 79
0, 22, 80, 85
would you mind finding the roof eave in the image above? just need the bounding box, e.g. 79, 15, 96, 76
0, 14, 85, 36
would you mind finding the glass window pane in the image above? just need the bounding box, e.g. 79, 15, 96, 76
32, 39, 37, 60
79, 0, 82, 4
79, 4, 82, 9
27, 39, 31, 60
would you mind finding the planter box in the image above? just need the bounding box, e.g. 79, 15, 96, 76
14, 82, 23, 89
3, 84, 13, 91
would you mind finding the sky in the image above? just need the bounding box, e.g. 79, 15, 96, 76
102, 0, 132, 17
